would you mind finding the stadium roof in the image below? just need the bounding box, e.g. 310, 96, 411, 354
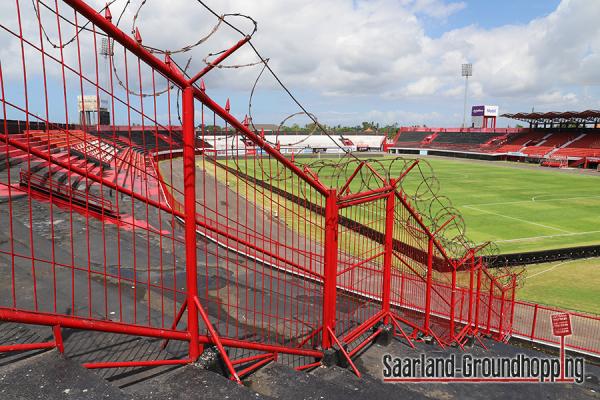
502, 110, 600, 124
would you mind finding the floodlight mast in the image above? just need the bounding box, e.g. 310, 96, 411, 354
461, 63, 472, 129
100, 38, 110, 105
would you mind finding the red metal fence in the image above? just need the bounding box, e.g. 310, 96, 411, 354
511, 301, 600, 358
0, 0, 570, 382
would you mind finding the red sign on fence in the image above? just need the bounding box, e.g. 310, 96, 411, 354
551, 313, 572, 337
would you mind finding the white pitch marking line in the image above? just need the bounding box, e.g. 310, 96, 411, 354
493, 230, 600, 243
461, 194, 600, 208
462, 205, 572, 234
525, 259, 581, 280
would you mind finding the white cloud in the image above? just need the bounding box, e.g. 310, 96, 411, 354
365, 109, 443, 125
404, 77, 442, 97
323, 108, 443, 126
212, 0, 600, 105
1, 0, 600, 126
535, 91, 578, 105
410, 0, 466, 19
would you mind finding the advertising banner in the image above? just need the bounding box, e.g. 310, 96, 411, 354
472, 105, 485, 116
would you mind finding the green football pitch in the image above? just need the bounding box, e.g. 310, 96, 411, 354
292, 155, 600, 254
211, 154, 600, 313
516, 258, 600, 315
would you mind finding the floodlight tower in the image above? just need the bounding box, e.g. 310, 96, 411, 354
100, 38, 110, 93
97, 37, 112, 126
461, 63, 472, 129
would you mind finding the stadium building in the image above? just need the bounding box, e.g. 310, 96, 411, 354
388, 109, 600, 169
203, 130, 387, 156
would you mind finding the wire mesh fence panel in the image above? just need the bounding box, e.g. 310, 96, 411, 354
511, 302, 600, 356
388, 190, 458, 340
0, 0, 187, 335
0, 0, 544, 372
390, 193, 430, 313
478, 269, 505, 336
0, 0, 332, 365
335, 196, 386, 342
155, 102, 328, 351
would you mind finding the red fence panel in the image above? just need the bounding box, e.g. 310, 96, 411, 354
511, 301, 600, 357
0, 0, 187, 335
0, 0, 537, 376
0, 0, 329, 372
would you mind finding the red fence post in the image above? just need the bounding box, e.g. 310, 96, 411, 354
423, 236, 434, 333
382, 188, 395, 324
498, 287, 506, 339
486, 278, 494, 334
530, 303, 539, 340
450, 265, 457, 337
467, 253, 475, 328
509, 275, 517, 335
182, 86, 200, 361
322, 189, 339, 350
474, 257, 482, 332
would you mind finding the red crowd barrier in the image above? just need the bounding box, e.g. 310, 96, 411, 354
0, 0, 532, 379
511, 301, 600, 357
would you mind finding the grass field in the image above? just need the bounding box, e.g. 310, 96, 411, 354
221, 155, 600, 253
409, 157, 600, 253
287, 155, 600, 254
308, 155, 600, 314
516, 258, 600, 315
212, 154, 600, 314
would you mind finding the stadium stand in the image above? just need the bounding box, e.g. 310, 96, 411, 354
396, 131, 431, 145
393, 130, 431, 147
495, 130, 544, 153
499, 110, 600, 165
519, 131, 578, 158
551, 133, 600, 158
388, 121, 600, 169
427, 131, 505, 151
0, 122, 195, 213
345, 135, 386, 151
391, 129, 515, 153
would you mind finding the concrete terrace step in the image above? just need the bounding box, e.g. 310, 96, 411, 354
311, 364, 429, 400
0, 350, 136, 400
247, 362, 385, 400
60, 329, 184, 389
0, 322, 54, 367
128, 364, 272, 400
2, 324, 271, 399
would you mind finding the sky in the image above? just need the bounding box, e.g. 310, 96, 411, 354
1, 0, 600, 128
421, 1, 561, 37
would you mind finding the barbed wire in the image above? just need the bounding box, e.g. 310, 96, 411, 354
125, 3, 261, 96
33, 0, 262, 98
193, 0, 360, 163
130, 0, 224, 55
288, 154, 524, 282
31, 0, 117, 49
202, 54, 264, 69
31, 0, 523, 286
147, 1, 524, 286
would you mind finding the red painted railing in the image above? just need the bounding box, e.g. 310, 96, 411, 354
510, 301, 600, 357
397, 127, 527, 134
0, 0, 532, 380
